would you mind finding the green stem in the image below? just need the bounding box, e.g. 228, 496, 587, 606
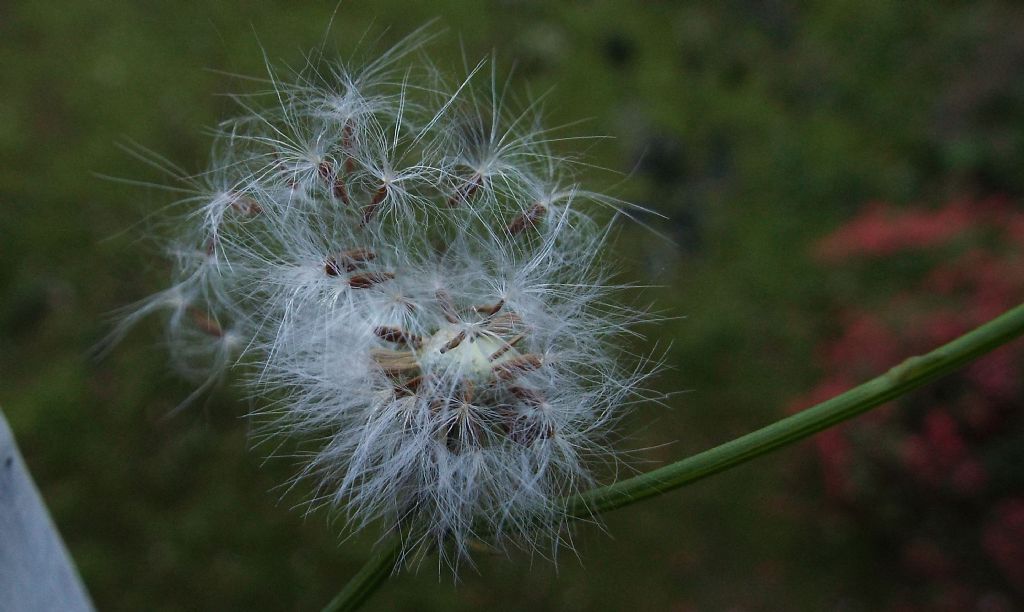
320, 538, 403, 612
324, 302, 1024, 612
566, 302, 1024, 517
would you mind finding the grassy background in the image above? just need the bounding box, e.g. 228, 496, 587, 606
3, 1, 1024, 609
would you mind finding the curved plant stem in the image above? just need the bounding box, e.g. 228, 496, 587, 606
324, 302, 1024, 612
565, 302, 1024, 517
321, 537, 403, 612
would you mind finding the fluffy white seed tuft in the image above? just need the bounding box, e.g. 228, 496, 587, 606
112, 31, 662, 565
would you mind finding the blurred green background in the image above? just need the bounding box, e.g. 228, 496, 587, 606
3, 1, 1024, 610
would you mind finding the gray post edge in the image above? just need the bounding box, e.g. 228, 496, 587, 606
0, 408, 95, 612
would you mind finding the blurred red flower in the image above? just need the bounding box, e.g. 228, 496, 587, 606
791, 197, 1024, 607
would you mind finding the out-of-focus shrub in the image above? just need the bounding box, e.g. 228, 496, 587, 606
791, 197, 1024, 611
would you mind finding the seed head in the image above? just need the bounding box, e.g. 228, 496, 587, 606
111, 30, 661, 565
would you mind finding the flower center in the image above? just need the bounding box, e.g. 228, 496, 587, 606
417, 325, 520, 382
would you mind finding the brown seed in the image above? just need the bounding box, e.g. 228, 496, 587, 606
326, 248, 378, 277
371, 184, 388, 206
324, 258, 342, 277
371, 348, 419, 375
230, 195, 263, 216
487, 334, 524, 362
333, 178, 350, 205
487, 312, 522, 335
435, 290, 459, 323
188, 307, 223, 338
398, 297, 418, 313
448, 174, 482, 207
509, 385, 545, 406
374, 326, 422, 347
348, 271, 395, 288
341, 120, 355, 149
473, 299, 505, 317
337, 248, 376, 272
362, 184, 389, 223
492, 354, 543, 380
460, 380, 475, 404
438, 330, 467, 354
317, 160, 333, 182
507, 202, 546, 235
394, 375, 426, 397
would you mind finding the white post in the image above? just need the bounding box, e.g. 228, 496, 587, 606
0, 408, 94, 612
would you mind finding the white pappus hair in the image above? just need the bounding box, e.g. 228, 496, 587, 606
111, 29, 662, 566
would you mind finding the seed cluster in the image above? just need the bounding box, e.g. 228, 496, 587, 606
114, 31, 656, 562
